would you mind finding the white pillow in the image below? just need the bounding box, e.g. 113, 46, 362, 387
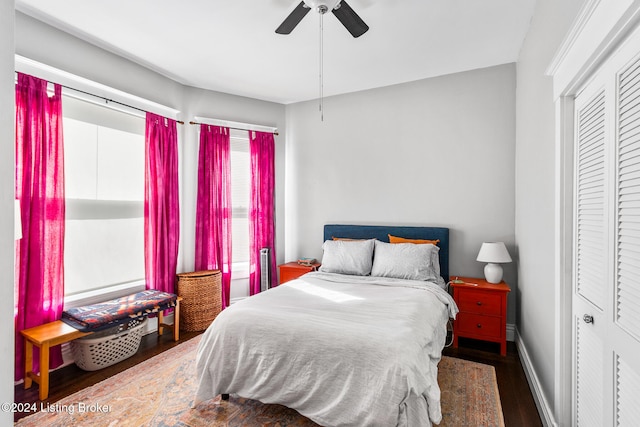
319, 239, 375, 276
371, 240, 444, 286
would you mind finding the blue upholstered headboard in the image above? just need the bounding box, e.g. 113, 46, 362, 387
323, 224, 449, 282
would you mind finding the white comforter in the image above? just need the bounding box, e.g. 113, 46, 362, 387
194, 272, 458, 427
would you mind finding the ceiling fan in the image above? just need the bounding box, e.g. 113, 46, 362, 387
276, 0, 369, 38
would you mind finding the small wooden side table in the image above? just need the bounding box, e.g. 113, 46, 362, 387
278, 261, 321, 284
21, 296, 181, 400
450, 276, 511, 356
21, 321, 91, 400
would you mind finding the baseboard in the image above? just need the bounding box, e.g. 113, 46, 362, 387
515, 329, 558, 427
506, 323, 515, 342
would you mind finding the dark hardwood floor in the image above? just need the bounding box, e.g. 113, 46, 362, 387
15, 332, 542, 426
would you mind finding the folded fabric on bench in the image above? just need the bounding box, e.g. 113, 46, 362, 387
61, 290, 178, 332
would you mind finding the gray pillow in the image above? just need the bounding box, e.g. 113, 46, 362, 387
319, 239, 375, 276
371, 240, 444, 285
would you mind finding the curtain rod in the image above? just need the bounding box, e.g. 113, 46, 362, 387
189, 118, 278, 136
15, 71, 184, 125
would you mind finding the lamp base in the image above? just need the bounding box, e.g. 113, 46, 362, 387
484, 263, 503, 284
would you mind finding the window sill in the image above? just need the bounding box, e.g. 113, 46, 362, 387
232, 262, 250, 280
64, 280, 146, 309
64, 265, 250, 309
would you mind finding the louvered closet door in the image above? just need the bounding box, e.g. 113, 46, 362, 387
574, 79, 608, 427
613, 50, 640, 427
573, 26, 640, 427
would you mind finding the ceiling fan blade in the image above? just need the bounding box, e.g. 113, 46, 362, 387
332, 0, 369, 38
276, 1, 311, 34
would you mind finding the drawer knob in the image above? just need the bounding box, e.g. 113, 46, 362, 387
583, 314, 594, 324
476, 301, 483, 306
477, 323, 482, 328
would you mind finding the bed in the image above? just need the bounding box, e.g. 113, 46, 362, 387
194, 224, 459, 426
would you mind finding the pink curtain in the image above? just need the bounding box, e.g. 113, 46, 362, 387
144, 113, 180, 294
14, 73, 65, 380
195, 125, 232, 308
249, 131, 277, 295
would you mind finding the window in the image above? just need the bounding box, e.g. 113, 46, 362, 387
63, 96, 145, 296
230, 129, 250, 276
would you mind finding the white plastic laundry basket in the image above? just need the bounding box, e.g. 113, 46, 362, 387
70, 318, 147, 371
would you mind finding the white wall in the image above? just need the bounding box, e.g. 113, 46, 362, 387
15, 14, 183, 115
0, 1, 15, 423
14, 12, 287, 298
285, 64, 517, 324
515, 0, 586, 424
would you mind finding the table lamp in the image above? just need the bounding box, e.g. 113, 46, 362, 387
476, 242, 511, 283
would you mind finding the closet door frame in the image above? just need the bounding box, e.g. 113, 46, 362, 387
549, 1, 640, 426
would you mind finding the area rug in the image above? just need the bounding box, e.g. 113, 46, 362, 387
15, 336, 504, 426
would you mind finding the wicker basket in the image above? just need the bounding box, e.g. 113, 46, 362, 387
70, 318, 147, 371
176, 270, 222, 331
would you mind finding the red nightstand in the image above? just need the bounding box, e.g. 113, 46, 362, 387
450, 276, 511, 356
278, 261, 321, 284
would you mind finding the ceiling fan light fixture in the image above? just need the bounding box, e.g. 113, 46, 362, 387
275, 0, 370, 121
303, 0, 342, 13
276, 0, 368, 37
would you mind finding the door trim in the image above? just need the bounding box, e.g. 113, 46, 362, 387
548, 1, 640, 426
554, 95, 574, 427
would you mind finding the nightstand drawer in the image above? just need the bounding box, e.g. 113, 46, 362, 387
278, 262, 321, 284
456, 313, 502, 338
280, 269, 308, 284
457, 290, 502, 315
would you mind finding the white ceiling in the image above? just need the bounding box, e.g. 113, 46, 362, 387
15, 0, 536, 105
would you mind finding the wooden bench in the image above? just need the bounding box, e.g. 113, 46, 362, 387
21, 296, 181, 400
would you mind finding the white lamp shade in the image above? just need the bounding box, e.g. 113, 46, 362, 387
476, 242, 512, 263
15, 200, 22, 240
